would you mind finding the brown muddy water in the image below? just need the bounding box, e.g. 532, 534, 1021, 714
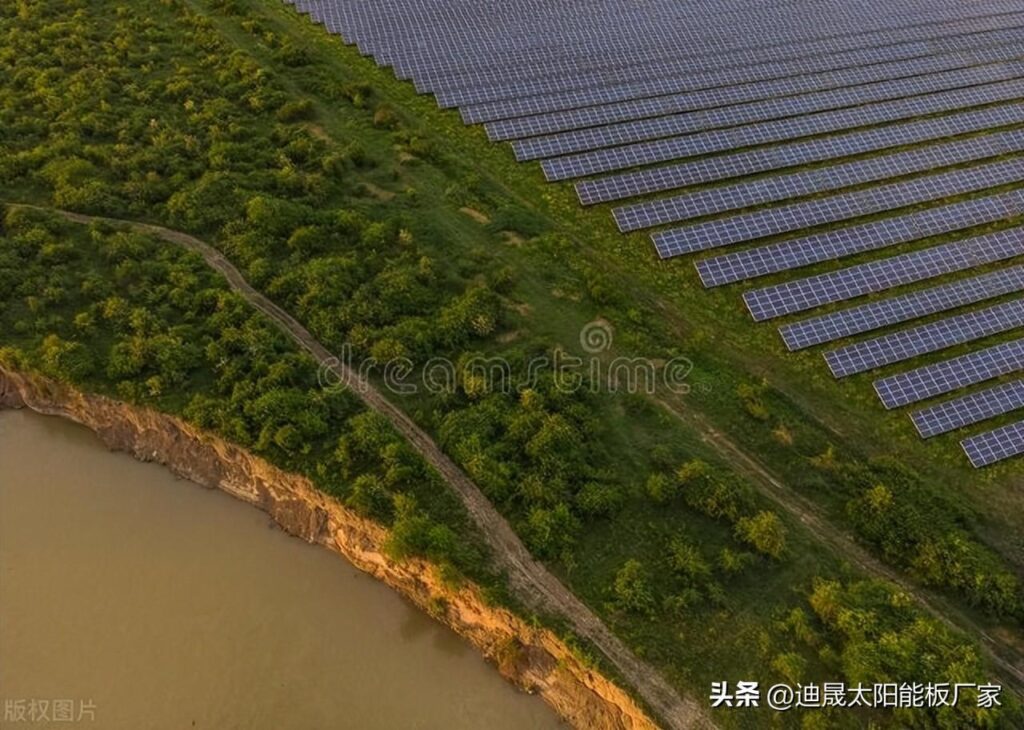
0, 409, 564, 729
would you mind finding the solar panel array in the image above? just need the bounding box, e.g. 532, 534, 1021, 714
579, 103, 1024, 205
286, 0, 1024, 467
541, 79, 1024, 181
614, 129, 1024, 232
696, 191, 1024, 287
513, 60, 1024, 162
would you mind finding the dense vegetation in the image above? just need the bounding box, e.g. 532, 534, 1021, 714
0, 208, 499, 587
1, 0, 1021, 726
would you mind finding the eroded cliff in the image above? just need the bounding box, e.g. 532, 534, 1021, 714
0, 366, 659, 730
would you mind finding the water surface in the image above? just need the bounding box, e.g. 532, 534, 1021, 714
0, 409, 563, 729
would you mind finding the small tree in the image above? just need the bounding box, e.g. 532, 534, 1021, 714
735, 511, 787, 559
613, 559, 655, 615
668, 536, 711, 583
645, 472, 675, 503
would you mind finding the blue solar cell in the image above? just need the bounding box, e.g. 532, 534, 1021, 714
655, 157, 1024, 259
912, 379, 1024, 437
614, 130, 1023, 232
779, 265, 1024, 351
542, 78, 1024, 182
874, 337, 1024, 409
824, 298, 1024, 377
514, 60, 1024, 161
449, 15, 1024, 120
578, 102, 1024, 206
962, 418, 1024, 466
744, 225, 1024, 322
445, 19, 1024, 112
697, 190, 1024, 288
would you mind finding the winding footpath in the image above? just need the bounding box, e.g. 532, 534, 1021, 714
8, 204, 713, 730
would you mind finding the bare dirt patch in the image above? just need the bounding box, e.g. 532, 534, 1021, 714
359, 182, 396, 201
460, 206, 491, 224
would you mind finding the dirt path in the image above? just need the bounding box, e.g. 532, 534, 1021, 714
654, 394, 1024, 693
10, 204, 713, 730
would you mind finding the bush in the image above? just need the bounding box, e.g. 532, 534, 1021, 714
735, 511, 787, 559
612, 559, 655, 615
276, 98, 315, 122
576, 481, 624, 517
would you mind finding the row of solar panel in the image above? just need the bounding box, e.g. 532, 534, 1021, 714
513, 56, 1024, 162
614, 129, 1024, 232
744, 225, 1024, 321
913, 379, 1024, 437
442, 22, 1024, 109
487, 25, 1024, 142
462, 33, 1024, 125
445, 20, 1024, 112
391, 12, 1023, 83
299, 1, 1021, 63
542, 78, 1024, 181
782, 265, 1024, 354
310, 0, 976, 70
698, 190, 1024, 288
875, 337, 1024, 408
825, 298, 1024, 376
963, 419, 1024, 467
315, 2, 1024, 90
456, 20, 1024, 113
390, 3, 1024, 81
578, 102, 1024, 205
655, 156, 1023, 259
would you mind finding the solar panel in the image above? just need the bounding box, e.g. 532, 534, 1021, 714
578, 102, 1024, 206
655, 156, 1024, 259
779, 265, 1024, 351
744, 225, 1024, 322
513, 61, 1024, 161
696, 190, 1024, 288
911, 379, 1024, 437
484, 27, 1024, 139
613, 130, 1023, 232
443, 18, 1024, 110
962, 418, 1024, 466
318, 3, 1024, 86
457, 22, 1024, 122
542, 78, 1024, 181
404, 11, 1024, 90
374, 1, 995, 64
874, 337, 1024, 409
824, 298, 1024, 377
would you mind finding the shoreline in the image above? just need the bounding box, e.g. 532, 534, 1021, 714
0, 365, 660, 730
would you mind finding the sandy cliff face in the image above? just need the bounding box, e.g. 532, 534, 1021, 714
0, 366, 659, 730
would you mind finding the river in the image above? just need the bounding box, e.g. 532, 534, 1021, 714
0, 409, 564, 729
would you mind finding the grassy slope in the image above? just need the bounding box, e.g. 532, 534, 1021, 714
245, 2, 1024, 549
229, 0, 1024, 592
